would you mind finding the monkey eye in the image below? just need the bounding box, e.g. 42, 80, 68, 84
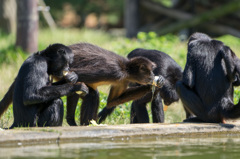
140, 67, 151, 75
140, 64, 147, 71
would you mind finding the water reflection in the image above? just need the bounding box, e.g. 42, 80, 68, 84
1, 136, 240, 159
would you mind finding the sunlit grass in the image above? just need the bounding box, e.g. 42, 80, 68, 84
1, 28, 240, 127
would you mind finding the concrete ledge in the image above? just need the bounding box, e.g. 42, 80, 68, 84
1, 123, 240, 147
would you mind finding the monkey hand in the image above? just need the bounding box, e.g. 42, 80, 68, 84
64, 71, 78, 84
152, 75, 165, 88
73, 82, 89, 96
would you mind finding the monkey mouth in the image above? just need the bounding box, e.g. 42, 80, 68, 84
140, 80, 153, 85
144, 77, 155, 85
63, 70, 70, 76
51, 72, 64, 78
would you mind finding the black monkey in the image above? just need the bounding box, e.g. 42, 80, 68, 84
98, 49, 182, 124
1, 44, 88, 128
176, 32, 240, 123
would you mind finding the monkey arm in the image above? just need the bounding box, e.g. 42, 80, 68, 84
106, 85, 152, 108
0, 81, 15, 117
51, 78, 66, 85
220, 47, 235, 82
23, 83, 86, 106
182, 54, 195, 88
232, 56, 240, 86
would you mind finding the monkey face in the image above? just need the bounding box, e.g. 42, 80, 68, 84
127, 57, 156, 85
138, 66, 155, 84
46, 44, 74, 77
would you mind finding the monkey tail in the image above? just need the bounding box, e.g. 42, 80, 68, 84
0, 81, 15, 118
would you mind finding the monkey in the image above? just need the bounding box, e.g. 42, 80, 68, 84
0, 44, 88, 128
176, 32, 240, 123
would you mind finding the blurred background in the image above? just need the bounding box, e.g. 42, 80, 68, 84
1, 0, 240, 127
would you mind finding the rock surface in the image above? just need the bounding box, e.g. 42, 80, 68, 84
1, 123, 240, 147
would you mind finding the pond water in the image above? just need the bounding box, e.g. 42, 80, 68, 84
1, 135, 240, 159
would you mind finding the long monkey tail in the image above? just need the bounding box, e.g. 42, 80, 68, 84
0, 81, 15, 117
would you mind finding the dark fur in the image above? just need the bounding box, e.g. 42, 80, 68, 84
98, 49, 183, 123
176, 32, 240, 123
0, 44, 88, 128
67, 43, 156, 125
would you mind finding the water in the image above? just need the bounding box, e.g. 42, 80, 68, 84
1, 136, 240, 159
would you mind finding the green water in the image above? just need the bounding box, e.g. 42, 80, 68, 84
1, 136, 240, 159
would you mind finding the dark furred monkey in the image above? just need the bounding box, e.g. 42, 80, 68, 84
66, 43, 157, 126
0, 44, 88, 128
98, 49, 182, 124
176, 32, 240, 123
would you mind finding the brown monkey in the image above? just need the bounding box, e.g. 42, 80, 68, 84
67, 43, 161, 125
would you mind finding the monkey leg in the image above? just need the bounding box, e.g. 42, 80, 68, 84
222, 99, 240, 120
130, 104, 138, 123
80, 87, 99, 125
151, 92, 164, 123
107, 85, 152, 108
176, 81, 208, 122
131, 100, 149, 123
66, 93, 80, 126
97, 107, 115, 124
130, 91, 153, 123
38, 98, 64, 127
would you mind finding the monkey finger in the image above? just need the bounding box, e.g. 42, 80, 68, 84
155, 75, 165, 88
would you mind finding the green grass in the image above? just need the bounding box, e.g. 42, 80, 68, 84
1, 29, 240, 127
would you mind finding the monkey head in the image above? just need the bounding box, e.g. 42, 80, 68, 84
40, 43, 74, 77
126, 57, 156, 85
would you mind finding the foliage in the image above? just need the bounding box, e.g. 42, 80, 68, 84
107, 31, 187, 68
0, 29, 240, 127
43, 0, 123, 27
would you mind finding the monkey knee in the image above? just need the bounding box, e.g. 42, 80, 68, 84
52, 98, 64, 117
39, 98, 64, 126
50, 98, 64, 112
53, 98, 63, 106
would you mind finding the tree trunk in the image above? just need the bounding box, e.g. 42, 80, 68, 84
15, 0, 38, 53
0, 0, 16, 34
124, 0, 139, 38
